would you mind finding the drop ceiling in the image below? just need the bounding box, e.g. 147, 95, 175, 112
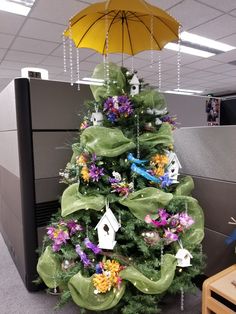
1, 0, 236, 96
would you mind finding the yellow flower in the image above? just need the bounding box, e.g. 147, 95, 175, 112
104, 260, 120, 273
81, 166, 90, 182
76, 154, 88, 166
93, 274, 111, 293
151, 154, 168, 166
154, 166, 165, 177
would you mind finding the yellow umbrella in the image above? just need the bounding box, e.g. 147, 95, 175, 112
64, 0, 180, 56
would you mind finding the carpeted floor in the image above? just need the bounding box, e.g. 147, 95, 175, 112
0, 233, 202, 314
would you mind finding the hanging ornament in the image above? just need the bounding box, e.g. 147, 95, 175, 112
130, 73, 140, 96
61, 259, 75, 271
95, 202, 121, 250
91, 104, 104, 126
165, 150, 182, 184
175, 248, 193, 267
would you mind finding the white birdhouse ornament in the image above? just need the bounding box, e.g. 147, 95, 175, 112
166, 151, 182, 183
130, 73, 140, 96
95, 204, 121, 250
175, 248, 193, 267
91, 111, 103, 126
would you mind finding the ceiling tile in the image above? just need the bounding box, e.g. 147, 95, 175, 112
0, 60, 36, 70
0, 33, 15, 49
210, 49, 236, 62
163, 53, 202, 65
5, 50, 46, 64
52, 44, 95, 60
11, 37, 58, 54
169, 0, 222, 30
0, 68, 20, 78
185, 70, 216, 79
0, 49, 7, 61
219, 33, 236, 47
0, 12, 25, 35
187, 59, 222, 70
145, 0, 183, 10
205, 63, 236, 73
197, 0, 236, 12
30, 0, 88, 25
191, 14, 236, 40
230, 8, 236, 16
40, 55, 63, 67
19, 18, 66, 43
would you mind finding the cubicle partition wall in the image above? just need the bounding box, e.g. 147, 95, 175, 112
174, 126, 236, 276
0, 78, 92, 291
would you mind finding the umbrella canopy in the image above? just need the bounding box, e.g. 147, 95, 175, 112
64, 0, 180, 56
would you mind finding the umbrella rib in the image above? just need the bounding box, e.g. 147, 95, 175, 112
132, 12, 162, 50
77, 11, 115, 47
102, 10, 121, 54
124, 13, 134, 56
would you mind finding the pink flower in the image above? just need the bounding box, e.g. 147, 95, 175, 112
145, 215, 153, 223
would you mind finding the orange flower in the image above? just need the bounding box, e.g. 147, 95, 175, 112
153, 166, 165, 177
151, 154, 168, 166
93, 274, 111, 293
76, 154, 88, 166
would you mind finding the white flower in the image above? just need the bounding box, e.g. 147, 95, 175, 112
112, 171, 122, 181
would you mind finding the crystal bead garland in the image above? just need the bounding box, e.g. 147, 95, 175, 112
180, 287, 184, 311
160, 243, 164, 265
158, 54, 162, 91
177, 25, 181, 91
136, 113, 140, 159
63, 35, 67, 73
150, 15, 154, 69
105, 12, 110, 93
131, 56, 134, 73
77, 48, 80, 91
69, 22, 74, 86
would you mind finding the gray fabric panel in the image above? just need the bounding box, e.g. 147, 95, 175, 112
35, 177, 66, 203
174, 126, 236, 182
0, 80, 17, 131
29, 79, 92, 130
192, 176, 236, 236
32, 131, 77, 179
203, 228, 235, 276
0, 131, 20, 177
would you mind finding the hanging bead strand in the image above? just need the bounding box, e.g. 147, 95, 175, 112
177, 25, 181, 91
63, 34, 67, 73
69, 21, 74, 86
136, 113, 140, 159
180, 287, 184, 311
105, 12, 110, 93
77, 48, 80, 91
150, 15, 154, 69
131, 55, 134, 73
158, 54, 162, 91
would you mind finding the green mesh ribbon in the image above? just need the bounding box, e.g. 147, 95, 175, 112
139, 123, 173, 148
68, 272, 126, 311
173, 195, 204, 247
90, 62, 126, 101
120, 254, 177, 294
80, 126, 136, 157
120, 187, 173, 220
37, 246, 61, 288
174, 176, 194, 196
61, 183, 105, 217
136, 88, 167, 110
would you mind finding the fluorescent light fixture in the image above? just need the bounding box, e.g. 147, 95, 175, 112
165, 42, 215, 58
77, 80, 104, 86
83, 77, 104, 83
0, 0, 35, 16
180, 31, 235, 52
174, 88, 203, 94
165, 90, 194, 96
21, 67, 49, 79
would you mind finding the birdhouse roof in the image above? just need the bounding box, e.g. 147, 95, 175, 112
95, 207, 120, 231
166, 151, 182, 168
130, 74, 140, 85
175, 249, 193, 259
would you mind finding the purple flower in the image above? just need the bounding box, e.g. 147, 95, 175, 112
47, 226, 55, 240
109, 177, 120, 184
84, 238, 101, 254
89, 164, 104, 182
107, 112, 118, 123
96, 262, 103, 274
75, 244, 91, 267
179, 212, 194, 228
164, 229, 179, 242
159, 173, 173, 188
67, 220, 83, 236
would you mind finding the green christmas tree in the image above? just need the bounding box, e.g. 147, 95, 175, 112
37, 63, 204, 314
